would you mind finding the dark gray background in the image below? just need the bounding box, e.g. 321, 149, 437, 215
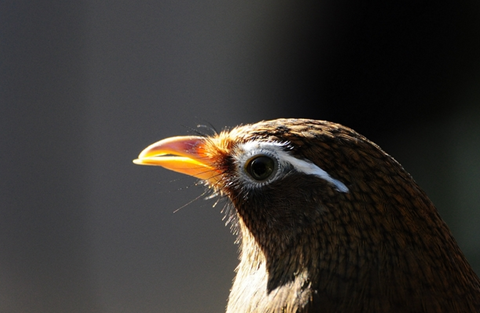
1, 1, 480, 312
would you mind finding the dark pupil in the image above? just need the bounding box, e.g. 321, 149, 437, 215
246, 156, 275, 181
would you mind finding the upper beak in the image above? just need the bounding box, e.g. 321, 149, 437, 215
133, 136, 220, 181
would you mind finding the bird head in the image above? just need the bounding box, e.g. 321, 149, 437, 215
134, 118, 480, 312
134, 119, 416, 257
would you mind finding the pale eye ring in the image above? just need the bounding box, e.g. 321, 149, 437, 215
244, 155, 277, 181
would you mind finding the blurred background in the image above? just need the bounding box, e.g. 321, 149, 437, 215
1, 1, 480, 312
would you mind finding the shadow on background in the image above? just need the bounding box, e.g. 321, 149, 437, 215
1, 1, 479, 312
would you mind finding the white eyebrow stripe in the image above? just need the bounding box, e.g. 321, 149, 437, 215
277, 151, 349, 193
238, 141, 349, 193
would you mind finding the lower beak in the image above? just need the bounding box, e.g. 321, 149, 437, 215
133, 136, 219, 181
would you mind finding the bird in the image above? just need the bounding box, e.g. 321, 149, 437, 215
133, 118, 480, 313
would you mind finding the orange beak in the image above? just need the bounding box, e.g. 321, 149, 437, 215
133, 136, 220, 182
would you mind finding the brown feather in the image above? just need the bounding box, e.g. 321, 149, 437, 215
137, 118, 480, 312
201, 119, 480, 312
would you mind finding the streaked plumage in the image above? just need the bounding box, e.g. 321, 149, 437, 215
134, 118, 480, 312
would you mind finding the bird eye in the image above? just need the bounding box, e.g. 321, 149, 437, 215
244, 155, 276, 181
